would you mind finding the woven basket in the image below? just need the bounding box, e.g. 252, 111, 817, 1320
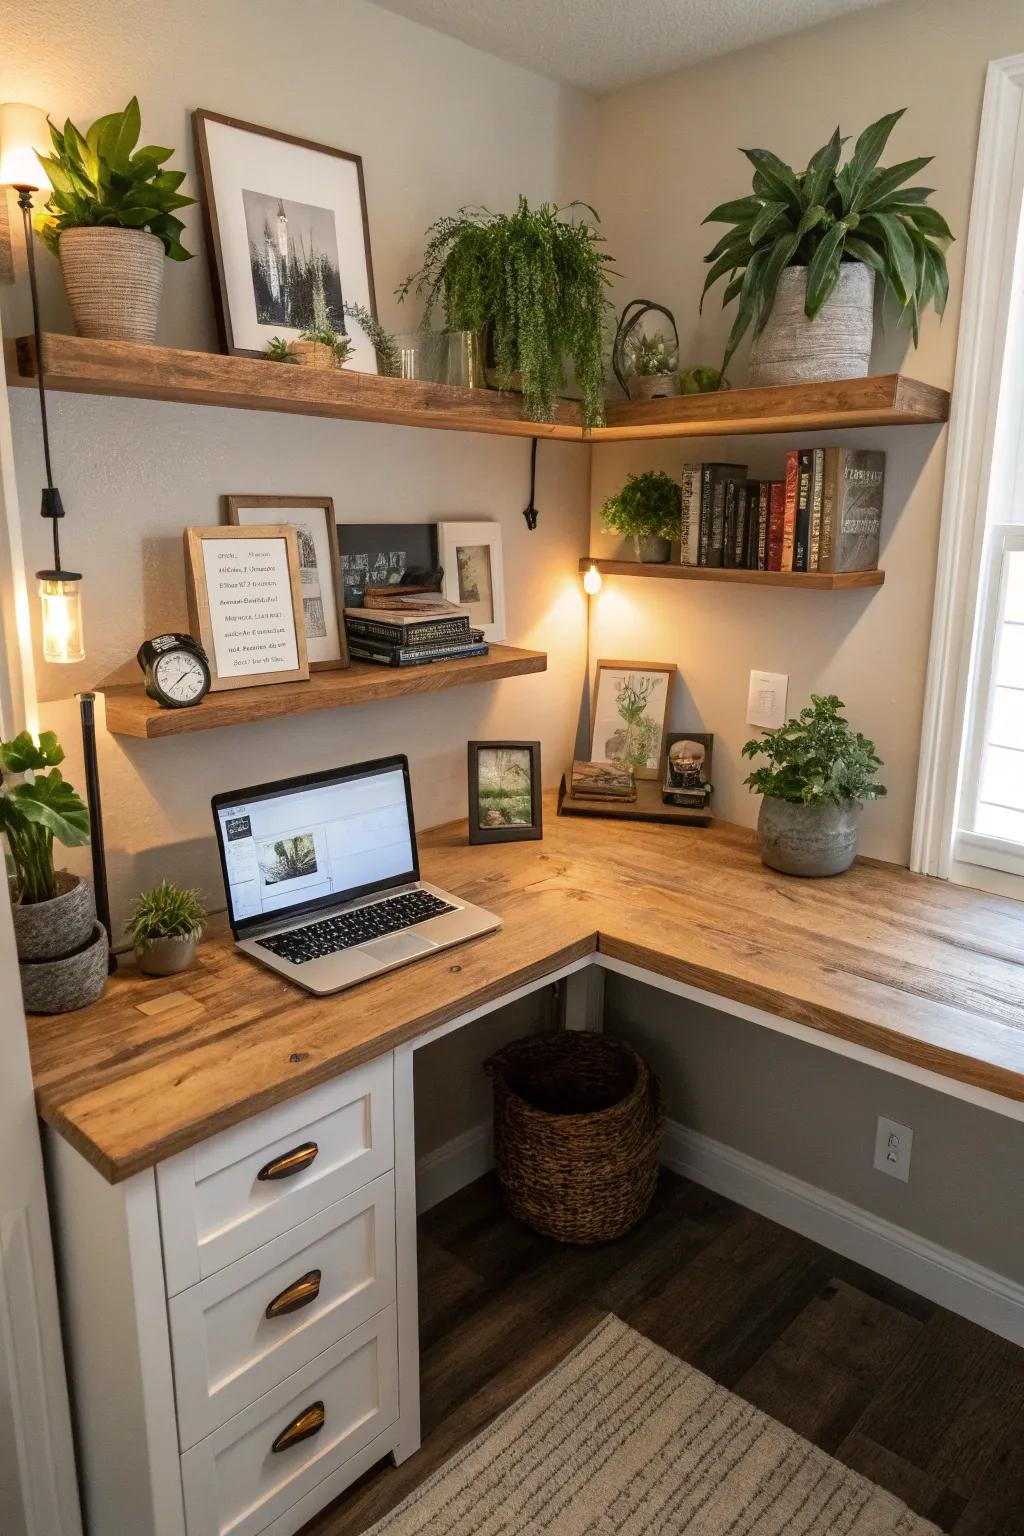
59, 227, 164, 344
626, 372, 680, 401
485, 1031, 663, 1244
291, 339, 337, 369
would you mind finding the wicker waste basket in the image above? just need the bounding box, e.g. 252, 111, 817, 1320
484, 1031, 662, 1244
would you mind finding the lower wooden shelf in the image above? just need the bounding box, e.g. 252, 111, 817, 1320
579, 559, 884, 590
102, 645, 547, 739
557, 776, 713, 825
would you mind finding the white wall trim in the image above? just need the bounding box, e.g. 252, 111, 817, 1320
416, 1120, 493, 1214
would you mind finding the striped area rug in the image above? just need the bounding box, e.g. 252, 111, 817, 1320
368, 1315, 942, 1535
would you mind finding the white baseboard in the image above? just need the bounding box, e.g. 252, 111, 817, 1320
663, 1118, 1024, 1346
415, 1121, 493, 1214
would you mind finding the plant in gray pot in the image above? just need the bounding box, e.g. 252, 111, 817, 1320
126, 880, 206, 977
601, 470, 681, 564
0, 729, 107, 1013
700, 109, 953, 385
741, 694, 886, 877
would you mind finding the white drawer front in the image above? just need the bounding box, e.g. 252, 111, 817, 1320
158, 1057, 395, 1294
170, 1173, 397, 1449
181, 1307, 398, 1536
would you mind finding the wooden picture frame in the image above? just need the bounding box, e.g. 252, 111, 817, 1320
224, 495, 348, 671
437, 521, 506, 642
468, 741, 542, 844
193, 109, 378, 363
184, 525, 309, 692
590, 660, 675, 780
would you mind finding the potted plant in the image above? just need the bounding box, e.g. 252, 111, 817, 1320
288, 275, 355, 369
0, 730, 107, 1012
126, 879, 206, 976
34, 97, 195, 344
701, 109, 953, 384
741, 694, 886, 876
624, 332, 680, 401
601, 471, 681, 563
398, 197, 613, 429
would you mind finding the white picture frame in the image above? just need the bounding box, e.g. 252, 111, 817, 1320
437, 522, 506, 643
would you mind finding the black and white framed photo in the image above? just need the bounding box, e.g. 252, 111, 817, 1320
224, 496, 348, 670
438, 522, 506, 642
193, 110, 378, 365
468, 741, 542, 844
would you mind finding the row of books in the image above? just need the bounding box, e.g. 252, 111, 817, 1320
344, 598, 487, 668
680, 448, 886, 574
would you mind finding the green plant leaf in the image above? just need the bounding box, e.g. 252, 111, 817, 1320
861, 211, 916, 306
861, 157, 933, 209
741, 148, 803, 210
749, 200, 790, 245
896, 204, 954, 241
750, 230, 800, 333
8, 770, 90, 846
702, 194, 763, 225
847, 108, 906, 203
804, 221, 849, 317
803, 127, 843, 208
722, 245, 769, 369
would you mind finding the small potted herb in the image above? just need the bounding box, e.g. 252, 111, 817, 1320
601, 471, 681, 563
265, 336, 298, 363
741, 694, 886, 876
290, 277, 354, 369
624, 332, 680, 401
127, 879, 206, 976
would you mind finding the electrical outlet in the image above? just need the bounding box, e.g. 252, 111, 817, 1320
746, 670, 789, 730
873, 1116, 913, 1182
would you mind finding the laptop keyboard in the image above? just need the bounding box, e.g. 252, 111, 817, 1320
256, 889, 456, 966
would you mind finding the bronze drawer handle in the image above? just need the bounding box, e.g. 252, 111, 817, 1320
257, 1141, 319, 1182
271, 1400, 325, 1454
265, 1269, 322, 1320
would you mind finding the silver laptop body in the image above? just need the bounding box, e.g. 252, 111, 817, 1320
212, 754, 500, 996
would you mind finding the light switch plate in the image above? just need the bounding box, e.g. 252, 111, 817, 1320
873, 1116, 913, 1182
746, 670, 789, 730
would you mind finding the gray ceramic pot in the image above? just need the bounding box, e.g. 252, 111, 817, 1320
757, 796, 860, 877
12, 873, 95, 961
634, 535, 672, 563
748, 262, 874, 386
135, 931, 200, 977
19, 921, 108, 1014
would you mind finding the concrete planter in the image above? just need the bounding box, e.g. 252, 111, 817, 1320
19, 921, 108, 1014
135, 931, 200, 977
748, 262, 875, 386
13, 873, 95, 961
59, 227, 164, 344
634, 535, 672, 563
757, 796, 860, 878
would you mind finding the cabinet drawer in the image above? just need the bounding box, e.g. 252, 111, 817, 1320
170, 1172, 396, 1449
158, 1057, 394, 1294
181, 1306, 398, 1536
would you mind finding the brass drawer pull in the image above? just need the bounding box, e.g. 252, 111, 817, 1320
265, 1269, 322, 1320
257, 1141, 319, 1182
271, 1400, 325, 1454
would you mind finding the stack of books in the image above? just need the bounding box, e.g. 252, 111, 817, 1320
345, 597, 487, 668
570, 760, 636, 803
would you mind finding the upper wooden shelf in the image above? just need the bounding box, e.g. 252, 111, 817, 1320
580, 559, 884, 590
9, 335, 950, 443
102, 644, 546, 739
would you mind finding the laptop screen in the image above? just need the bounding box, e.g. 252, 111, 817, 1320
213, 756, 418, 934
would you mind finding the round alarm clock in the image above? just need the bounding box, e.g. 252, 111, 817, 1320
137, 633, 211, 709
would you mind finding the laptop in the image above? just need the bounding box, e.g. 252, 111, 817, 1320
212, 754, 501, 995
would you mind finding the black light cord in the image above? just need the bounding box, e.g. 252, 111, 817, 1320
523, 437, 539, 531
17, 187, 62, 573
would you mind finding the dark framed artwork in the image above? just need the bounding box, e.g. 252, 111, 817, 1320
193, 110, 378, 364
468, 741, 542, 844
338, 523, 440, 609
224, 496, 348, 670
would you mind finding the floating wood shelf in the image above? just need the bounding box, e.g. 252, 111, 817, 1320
579, 559, 884, 590
102, 645, 547, 739
8, 335, 950, 443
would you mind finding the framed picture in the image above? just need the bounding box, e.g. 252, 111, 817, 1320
662, 732, 714, 810
468, 741, 542, 844
224, 495, 348, 671
183, 525, 309, 691
438, 522, 506, 642
339, 523, 440, 609
193, 110, 378, 365
590, 660, 675, 779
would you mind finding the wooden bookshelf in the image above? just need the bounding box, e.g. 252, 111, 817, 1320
579, 559, 884, 590
102, 645, 547, 739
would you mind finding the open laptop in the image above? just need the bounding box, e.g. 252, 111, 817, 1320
212, 754, 501, 995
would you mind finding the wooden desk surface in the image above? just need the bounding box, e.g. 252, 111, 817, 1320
27, 800, 1024, 1183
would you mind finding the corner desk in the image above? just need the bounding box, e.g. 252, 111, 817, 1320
27, 800, 1024, 1536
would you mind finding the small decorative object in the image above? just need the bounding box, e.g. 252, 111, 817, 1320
183, 525, 308, 691
679, 364, 726, 394
290, 281, 355, 369
225, 495, 348, 670
468, 742, 542, 844
398, 197, 613, 429
438, 521, 506, 642
444, 329, 486, 389
742, 693, 886, 876
34, 98, 195, 343
570, 760, 636, 803
663, 733, 713, 810
701, 109, 953, 382
591, 661, 674, 779
137, 632, 211, 708
193, 110, 377, 365
126, 879, 206, 977
264, 335, 298, 363
391, 330, 445, 381
612, 299, 679, 401
600, 470, 682, 563
339, 523, 439, 608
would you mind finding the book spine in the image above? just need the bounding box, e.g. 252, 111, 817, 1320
809, 448, 825, 570
744, 481, 759, 569
757, 482, 770, 570
819, 448, 840, 572
680, 464, 702, 565
349, 641, 489, 667
698, 465, 713, 566
345, 616, 470, 644
708, 475, 728, 567
781, 451, 799, 572
832, 450, 886, 571
733, 482, 750, 567
722, 479, 739, 568
793, 448, 813, 572
767, 482, 786, 571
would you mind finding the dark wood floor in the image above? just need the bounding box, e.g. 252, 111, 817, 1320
303, 1171, 1024, 1535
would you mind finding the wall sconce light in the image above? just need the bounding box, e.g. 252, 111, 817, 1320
582, 560, 603, 596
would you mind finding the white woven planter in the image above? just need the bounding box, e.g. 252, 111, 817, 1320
748, 262, 875, 386
59, 227, 164, 344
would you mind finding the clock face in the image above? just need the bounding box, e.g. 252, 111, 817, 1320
154, 648, 208, 705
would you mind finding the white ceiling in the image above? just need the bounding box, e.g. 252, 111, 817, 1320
368, 0, 893, 94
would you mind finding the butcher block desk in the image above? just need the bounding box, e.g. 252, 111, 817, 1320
26, 805, 1024, 1536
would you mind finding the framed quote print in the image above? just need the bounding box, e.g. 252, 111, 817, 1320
224, 495, 348, 670
184, 526, 309, 691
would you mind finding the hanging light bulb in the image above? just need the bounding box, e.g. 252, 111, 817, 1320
582, 561, 603, 596
38, 572, 84, 663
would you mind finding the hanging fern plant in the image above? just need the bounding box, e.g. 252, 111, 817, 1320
398, 198, 614, 429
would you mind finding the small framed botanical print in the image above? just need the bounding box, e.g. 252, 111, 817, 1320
468, 741, 542, 844
224, 495, 348, 670
183, 525, 308, 691
590, 660, 675, 779
438, 521, 506, 642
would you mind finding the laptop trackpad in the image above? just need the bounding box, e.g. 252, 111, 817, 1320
360, 931, 436, 964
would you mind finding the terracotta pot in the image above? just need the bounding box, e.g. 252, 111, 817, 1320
291, 339, 337, 369
757, 796, 860, 877
748, 262, 875, 386
59, 227, 164, 344
13, 872, 95, 962
626, 373, 680, 401
135, 931, 200, 977
19, 921, 108, 1014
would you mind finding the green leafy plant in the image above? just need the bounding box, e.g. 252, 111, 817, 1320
601, 470, 682, 540
627, 332, 677, 377
265, 336, 298, 363
126, 879, 206, 945
298, 275, 354, 363
701, 109, 953, 371
398, 198, 614, 429
344, 301, 401, 377
741, 694, 887, 806
0, 731, 90, 905
34, 97, 195, 260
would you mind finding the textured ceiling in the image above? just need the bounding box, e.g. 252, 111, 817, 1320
368, 0, 892, 94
